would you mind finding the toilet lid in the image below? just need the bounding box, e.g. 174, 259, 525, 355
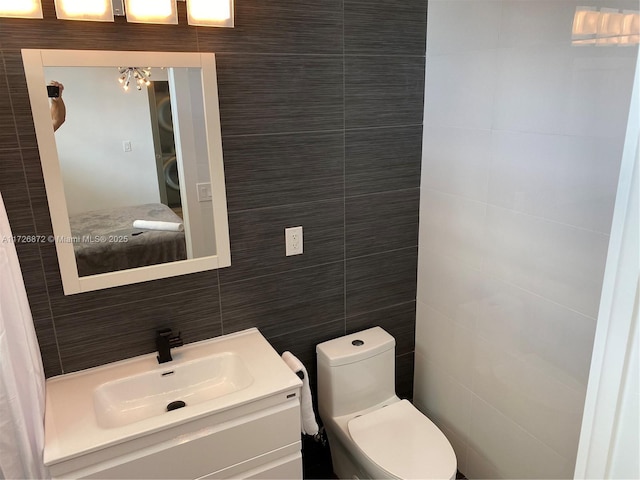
348, 400, 457, 480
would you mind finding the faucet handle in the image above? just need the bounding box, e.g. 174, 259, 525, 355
169, 331, 183, 348
157, 327, 173, 338
157, 328, 182, 344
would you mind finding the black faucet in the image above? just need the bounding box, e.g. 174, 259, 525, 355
156, 328, 183, 364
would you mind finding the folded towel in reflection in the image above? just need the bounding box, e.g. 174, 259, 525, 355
282, 351, 319, 436
132, 220, 184, 232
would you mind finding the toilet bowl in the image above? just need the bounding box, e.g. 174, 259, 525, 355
316, 327, 457, 480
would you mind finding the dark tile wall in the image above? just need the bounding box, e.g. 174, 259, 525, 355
0, 0, 426, 407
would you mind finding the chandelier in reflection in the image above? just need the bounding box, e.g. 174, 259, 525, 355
117, 66, 151, 91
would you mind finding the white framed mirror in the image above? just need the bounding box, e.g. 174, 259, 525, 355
22, 50, 231, 295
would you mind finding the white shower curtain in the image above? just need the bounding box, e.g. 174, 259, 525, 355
0, 192, 47, 479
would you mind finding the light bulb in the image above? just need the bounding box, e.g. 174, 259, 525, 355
187, 0, 234, 27
0, 0, 43, 18
125, 0, 177, 24
54, 0, 113, 21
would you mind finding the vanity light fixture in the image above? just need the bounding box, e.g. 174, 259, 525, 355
118, 67, 151, 91
54, 0, 114, 22
125, 0, 177, 24
0, 0, 43, 19
2, 0, 234, 26
572, 6, 639, 45
186, 0, 234, 27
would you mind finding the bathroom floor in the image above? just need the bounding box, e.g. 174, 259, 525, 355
302, 435, 336, 479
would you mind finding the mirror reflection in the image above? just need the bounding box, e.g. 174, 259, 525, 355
22, 49, 230, 295
44, 65, 216, 277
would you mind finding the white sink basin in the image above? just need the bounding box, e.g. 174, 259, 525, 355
44, 328, 302, 468
93, 352, 253, 428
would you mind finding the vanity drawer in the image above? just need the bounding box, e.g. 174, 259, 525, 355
199, 447, 302, 479
56, 399, 300, 479
240, 452, 302, 479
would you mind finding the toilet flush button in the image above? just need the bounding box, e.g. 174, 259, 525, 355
352, 340, 364, 346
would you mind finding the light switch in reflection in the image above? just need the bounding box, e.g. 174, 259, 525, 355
197, 182, 212, 202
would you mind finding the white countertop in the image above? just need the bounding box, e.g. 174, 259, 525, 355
44, 328, 302, 466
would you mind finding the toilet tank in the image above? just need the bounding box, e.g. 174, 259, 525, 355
316, 327, 396, 419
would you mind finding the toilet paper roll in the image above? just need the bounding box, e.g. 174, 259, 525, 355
282, 351, 319, 436
132, 220, 184, 232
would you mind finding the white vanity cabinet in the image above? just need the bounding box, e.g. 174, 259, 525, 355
43, 329, 304, 480
48, 394, 302, 479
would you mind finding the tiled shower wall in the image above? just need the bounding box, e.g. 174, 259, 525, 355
0, 0, 426, 402
414, 0, 638, 478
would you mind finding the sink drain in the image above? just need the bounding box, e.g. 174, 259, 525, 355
167, 400, 186, 412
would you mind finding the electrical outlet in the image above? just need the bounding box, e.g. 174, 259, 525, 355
285, 226, 303, 256
123, 141, 132, 152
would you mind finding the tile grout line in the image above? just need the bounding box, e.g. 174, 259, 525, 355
342, 0, 347, 335
211, 51, 426, 58
51, 284, 220, 321
216, 269, 224, 336
226, 189, 420, 215
222, 123, 424, 140
416, 245, 599, 322
0, 49, 63, 374
421, 185, 613, 237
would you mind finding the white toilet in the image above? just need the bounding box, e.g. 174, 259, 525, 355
316, 327, 457, 480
